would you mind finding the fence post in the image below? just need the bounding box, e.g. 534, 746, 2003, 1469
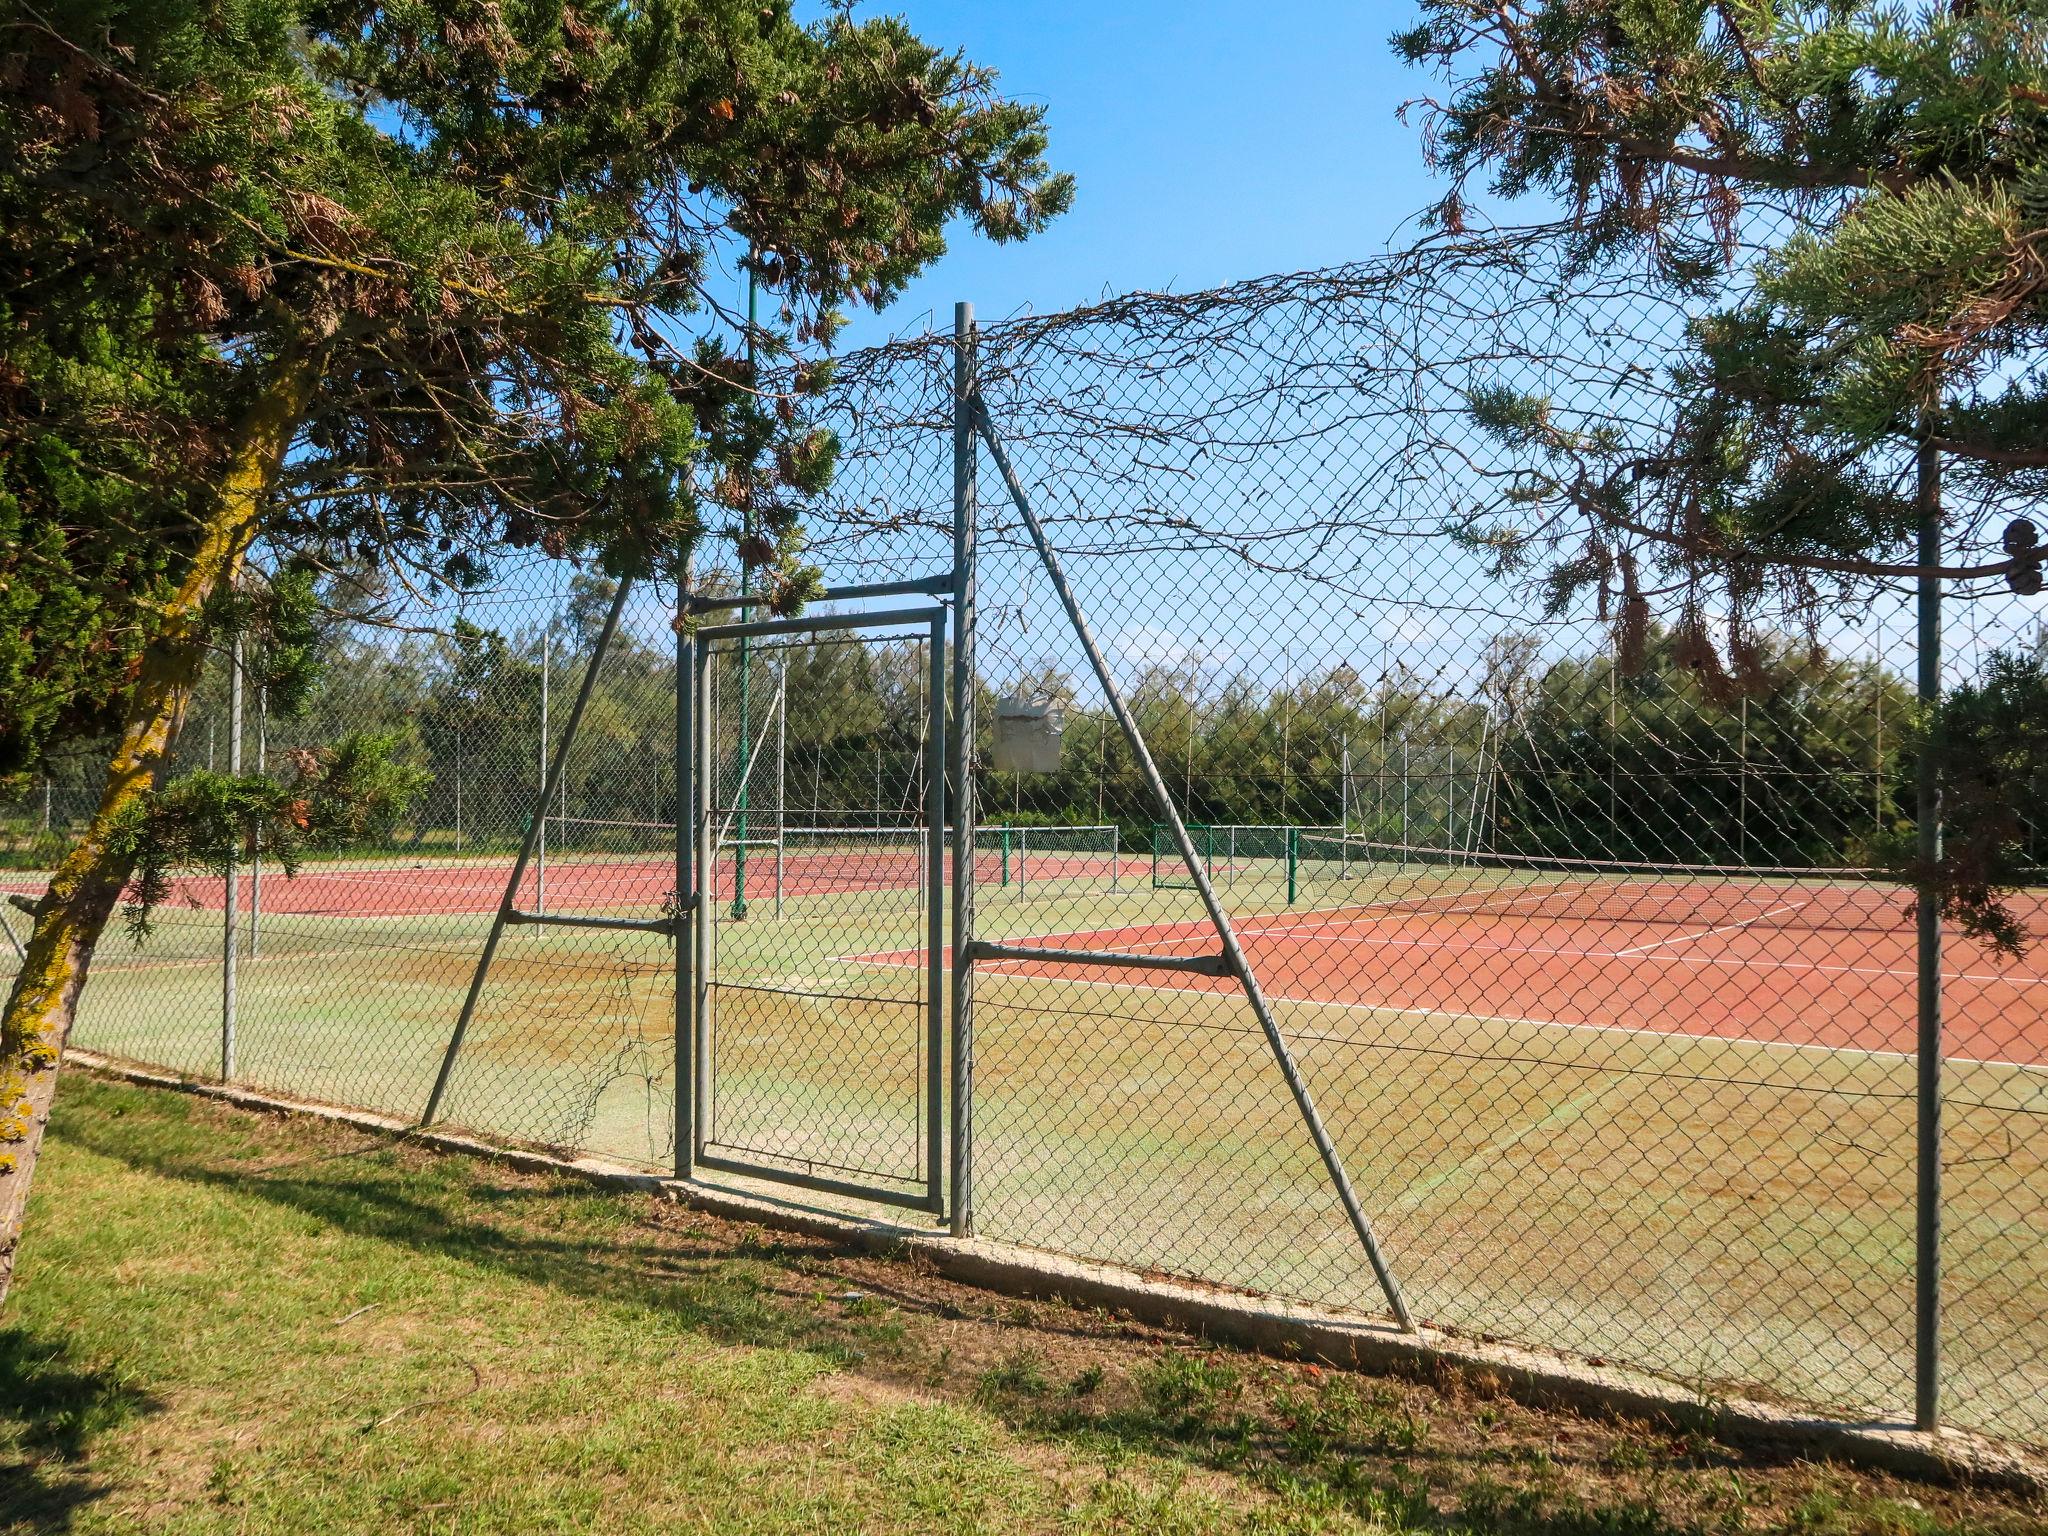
950, 300, 978, 1238
1914, 431, 1944, 1432
222, 631, 242, 1081
676, 565, 694, 1181
926, 612, 947, 1214
537, 623, 549, 916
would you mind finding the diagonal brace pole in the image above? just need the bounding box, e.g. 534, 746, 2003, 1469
972, 396, 1415, 1331
421, 577, 638, 1127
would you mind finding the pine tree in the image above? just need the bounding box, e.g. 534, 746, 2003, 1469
0, 0, 1069, 1301
1396, 0, 2048, 945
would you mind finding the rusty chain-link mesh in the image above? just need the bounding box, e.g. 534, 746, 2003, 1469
3, 241, 2042, 1450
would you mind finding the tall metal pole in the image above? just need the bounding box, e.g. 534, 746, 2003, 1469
974, 397, 1414, 1330
926, 613, 947, 1214
222, 632, 243, 1081
694, 635, 714, 1165
537, 623, 550, 915
1914, 431, 1945, 1432
676, 562, 695, 1180
949, 302, 978, 1238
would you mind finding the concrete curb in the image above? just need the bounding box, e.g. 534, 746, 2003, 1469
65, 1048, 2046, 1496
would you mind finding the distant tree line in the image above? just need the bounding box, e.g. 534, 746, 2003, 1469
9, 581, 1978, 875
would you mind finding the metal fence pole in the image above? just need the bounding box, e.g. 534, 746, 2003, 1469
537, 624, 549, 916
973, 396, 1415, 1331
694, 636, 714, 1164
775, 654, 787, 919
1914, 432, 1944, 1432
222, 630, 242, 1081
926, 612, 948, 1215
676, 566, 695, 1181
950, 300, 978, 1238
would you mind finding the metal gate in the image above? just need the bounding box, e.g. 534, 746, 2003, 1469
685, 605, 947, 1213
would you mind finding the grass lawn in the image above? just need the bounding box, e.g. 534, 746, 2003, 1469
4, 1074, 2043, 1535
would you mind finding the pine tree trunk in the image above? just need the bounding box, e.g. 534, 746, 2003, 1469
0, 340, 323, 1307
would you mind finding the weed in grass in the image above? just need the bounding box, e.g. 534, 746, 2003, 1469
1276, 1377, 1429, 1464
1789, 1486, 1947, 1536
1137, 1353, 1243, 1435
979, 1348, 1051, 1402
1069, 1363, 1107, 1398
853, 1318, 910, 1356
1607, 1435, 1654, 1473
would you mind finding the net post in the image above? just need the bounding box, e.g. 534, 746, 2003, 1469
1914, 429, 1944, 1433
1286, 824, 1299, 906
973, 395, 1415, 1330
949, 300, 978, 1239
1001, 826, 1011, 887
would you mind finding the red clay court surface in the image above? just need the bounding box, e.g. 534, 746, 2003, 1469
860, 873, 2048, 1070
0, 850, 1139, 920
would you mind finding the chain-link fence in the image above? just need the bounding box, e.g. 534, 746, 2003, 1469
5, 240, 2043, 1452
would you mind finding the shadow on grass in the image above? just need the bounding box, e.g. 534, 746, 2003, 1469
0, 1325, 160, 1533
48, 1080, 2010, 1536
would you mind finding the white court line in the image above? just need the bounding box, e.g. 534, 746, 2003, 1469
834, 917, 2048, 991
865, 957, 2048, 1074
1247, 928, 2048, 990
1015, 882, 1576, 962
1610, 900, 1810, 956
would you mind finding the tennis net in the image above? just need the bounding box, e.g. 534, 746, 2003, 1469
538, 817, 1123, 902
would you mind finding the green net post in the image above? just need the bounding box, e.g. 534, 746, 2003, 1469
1287, 824, 1299, 905
1001, 826, 1011, 886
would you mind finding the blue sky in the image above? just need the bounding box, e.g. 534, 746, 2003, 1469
799, 3, 1448, 345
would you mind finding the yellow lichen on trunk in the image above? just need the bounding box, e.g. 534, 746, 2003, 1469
0, 339, 325, 1304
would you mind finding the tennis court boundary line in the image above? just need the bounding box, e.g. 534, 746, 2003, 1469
835, 947, 2048, 1074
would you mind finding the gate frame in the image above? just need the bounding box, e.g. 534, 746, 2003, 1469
684, 604, 949, 1215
